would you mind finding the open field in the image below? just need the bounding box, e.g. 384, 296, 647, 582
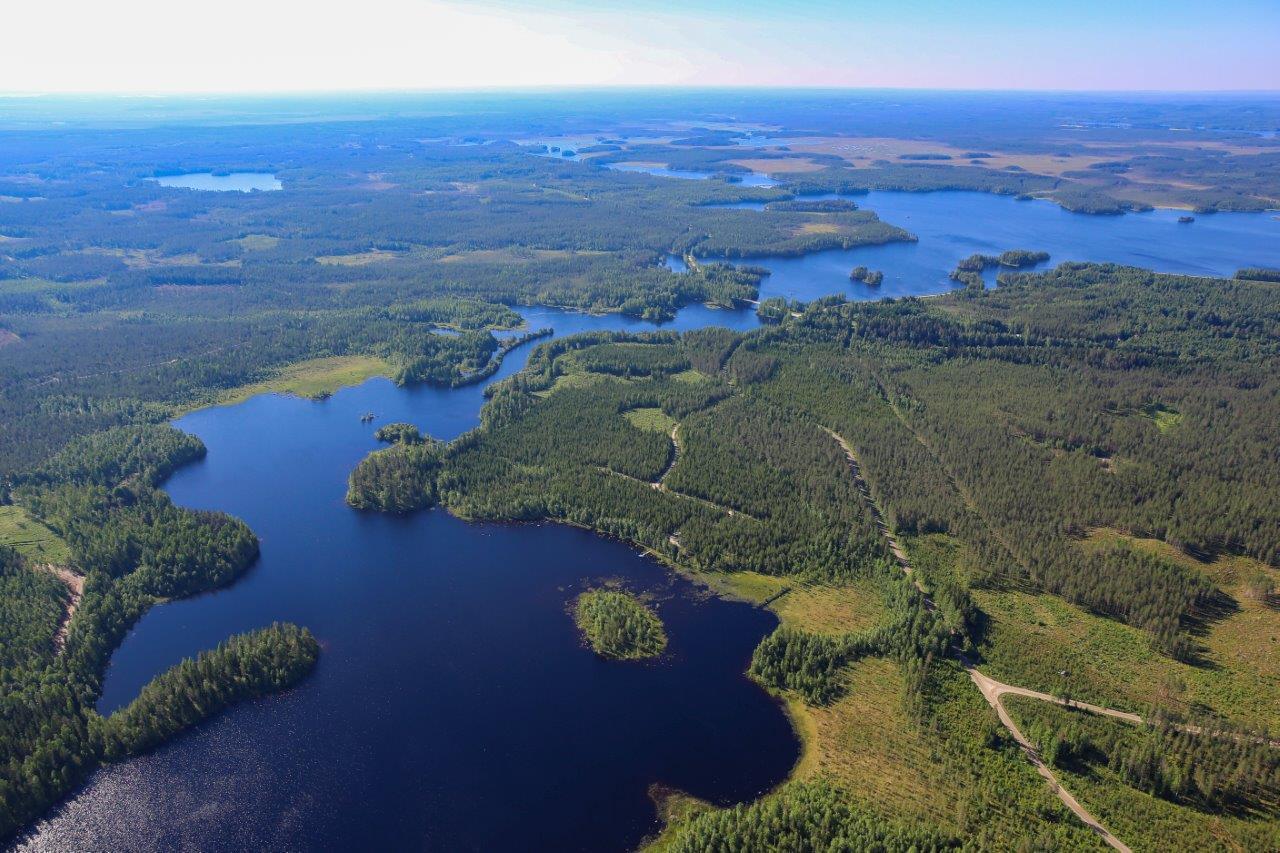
974, 529, 1280, 731
795, 221, 844, 235
785, 134, 1276, 176
792, 657, 952, 820
784, 135, 1113, 177
728, 157, 826, 173
0, 506, 71, 565
623, 407, 677, 434
773, 578, 891, 636
361, 173, 397, 191
206, 355, 392, 410
234, 234, 280, 250
670, 369, 711, 385
76, 247, 234, 269
315, 249, 400, 266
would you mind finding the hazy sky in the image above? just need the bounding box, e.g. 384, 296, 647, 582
4, 0, 1278, 94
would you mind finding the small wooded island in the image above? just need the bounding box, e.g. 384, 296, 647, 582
574, 589, 668, 660
849, 266, 884, 286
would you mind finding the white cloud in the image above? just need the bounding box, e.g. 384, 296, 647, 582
2, 1, 1275, 93
2, 1, 707, 93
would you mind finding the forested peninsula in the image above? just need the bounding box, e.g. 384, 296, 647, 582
0, 425, 318, 837
349, 262, 1280, 850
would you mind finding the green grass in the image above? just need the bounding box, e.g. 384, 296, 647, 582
235, 234, 279, 250
642, 786, 716, 852
437, 247, 599, 264
672, 369, 712, 384
976, 560, 1280, 732
574, 589, 667, 660
533, 368, 612, 398
906, 528, 1280, 731
0, 506, 72, 564
200, 355, 391, 410
623, 407, 677, 434
1142, 403, 1184, 433
0, 277, 106, 294
903, 533, 973, 591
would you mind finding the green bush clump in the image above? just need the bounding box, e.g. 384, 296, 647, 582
574, 589, 667, 660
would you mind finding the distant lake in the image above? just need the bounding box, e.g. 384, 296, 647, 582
150, 172, 282, 192
604, 163, 779, 187
733, 172, 780, 188
606, 162, 714, 180
678, 189, 1280, 302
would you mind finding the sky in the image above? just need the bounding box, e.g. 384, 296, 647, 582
3, 0, 1278, 94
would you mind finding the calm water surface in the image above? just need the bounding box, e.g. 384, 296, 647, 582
605, 163, 714, 180
19, 184, 1280, 851
18, 303, 789, 853
150, 172, 282, 192
681, 190, 1280, 301
603, 163, 779, 186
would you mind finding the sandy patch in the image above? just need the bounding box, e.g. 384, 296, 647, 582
46, 565, 84, 654
316, 249, 399, 266
795, 222, 843, 235
362, 172, 397, 191
729, 157, 826, 173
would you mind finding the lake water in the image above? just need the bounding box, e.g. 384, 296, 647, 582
604, 163, 779, 187
150, 172, 282, 192
17, 302, 787, 853
678, 190, 1280, 302
605, 163, 714, 180
18, 181, 1280, 851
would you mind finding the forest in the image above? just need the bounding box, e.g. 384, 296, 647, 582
2, 97, 1279, 848
421, 262, 1280, 657
0, 423, 314, 839
666, 780, 954, 852
344, 261, 1280, 849
1014, 698, 1279, 814
573, 589, 668, 660
103, 623, 319, 759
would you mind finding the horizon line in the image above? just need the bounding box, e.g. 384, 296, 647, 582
4, 84, 1280, 99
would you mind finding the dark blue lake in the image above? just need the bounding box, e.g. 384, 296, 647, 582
17, 303, 791, 853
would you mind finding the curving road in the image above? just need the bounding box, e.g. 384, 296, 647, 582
825, 428, 1133, 851
968, 668, 1134, 852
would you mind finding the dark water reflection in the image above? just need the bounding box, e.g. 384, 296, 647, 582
19, 303, 795, 853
